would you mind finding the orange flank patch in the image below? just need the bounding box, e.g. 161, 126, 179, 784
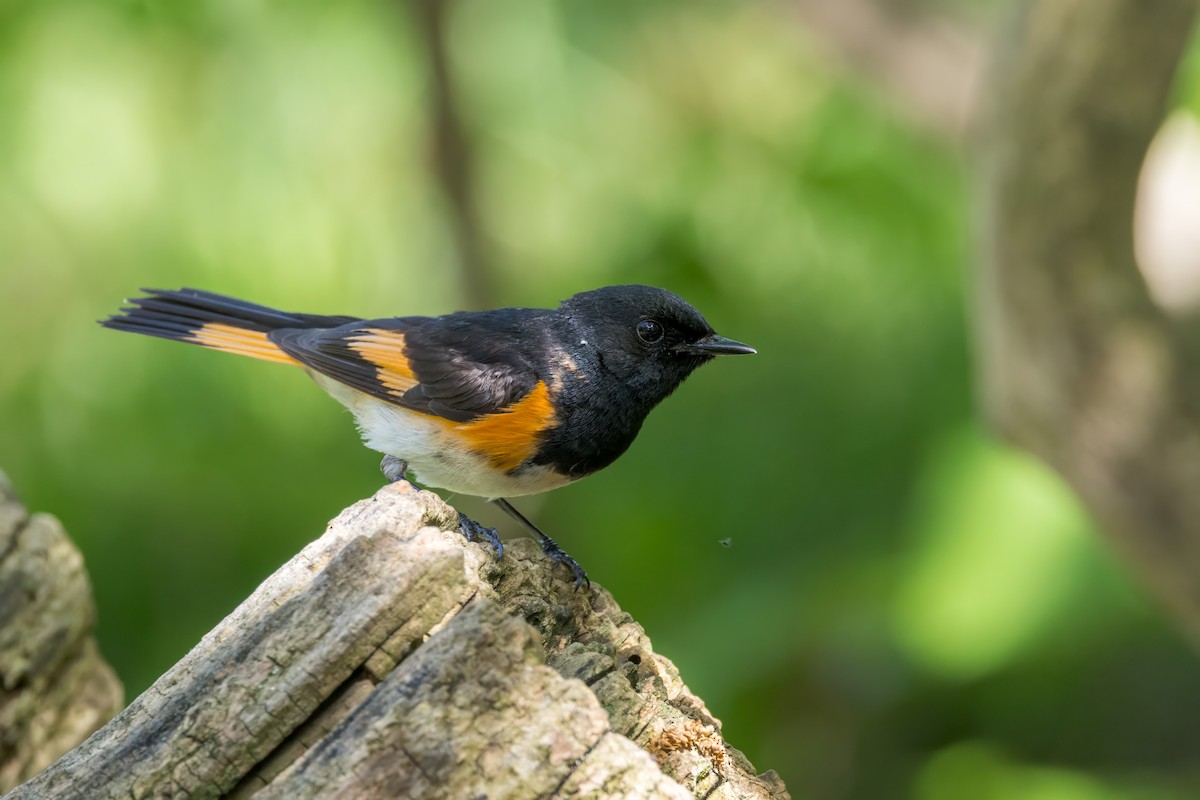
190, 323, 300, 365
348, 329, 418, 395
456, 381, 556, 473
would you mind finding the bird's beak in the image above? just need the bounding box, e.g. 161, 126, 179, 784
684, 334, 756, 356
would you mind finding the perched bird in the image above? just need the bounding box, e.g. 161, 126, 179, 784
102, 285, 755, 587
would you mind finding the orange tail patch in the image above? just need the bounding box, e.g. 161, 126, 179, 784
190, 323, 300, 366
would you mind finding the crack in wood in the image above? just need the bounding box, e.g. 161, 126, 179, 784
544, 732, 606, 799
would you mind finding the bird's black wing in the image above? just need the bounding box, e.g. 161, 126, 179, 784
269, 309, 544, 423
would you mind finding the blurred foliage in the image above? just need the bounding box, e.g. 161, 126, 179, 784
2, 0, 1200, 797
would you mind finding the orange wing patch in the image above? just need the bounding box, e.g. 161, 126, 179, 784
347, 329, 418, 395
455, 381, 556, 473
190, 323, 300, 366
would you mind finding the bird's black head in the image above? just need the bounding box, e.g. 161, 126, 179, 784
557, 284, 754, 406
532, 284, 754, 479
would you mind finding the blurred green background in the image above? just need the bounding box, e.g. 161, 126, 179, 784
3, 0, 1200, 797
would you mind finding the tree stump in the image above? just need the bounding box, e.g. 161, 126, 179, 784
5, 480, 790, 799
0, 470, 123, 792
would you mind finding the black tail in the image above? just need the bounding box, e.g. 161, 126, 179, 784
102, 288, 360, 365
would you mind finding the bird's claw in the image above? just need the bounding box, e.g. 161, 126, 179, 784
458, 515, 504, 559
541, 540, 590, 591
488, 498, 590, 591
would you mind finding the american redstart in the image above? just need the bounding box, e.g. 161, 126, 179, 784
102, 285, 754, 587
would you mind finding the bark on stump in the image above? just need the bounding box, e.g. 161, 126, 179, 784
5, 481, 790, 799
0, 470, 123, 792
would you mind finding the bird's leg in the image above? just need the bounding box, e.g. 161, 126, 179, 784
380, 454, 409, 484
490, 498, 589, 590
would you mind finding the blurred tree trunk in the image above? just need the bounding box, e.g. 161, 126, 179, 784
791, 0, 985, 138
409, 0, 498, 310
0, 470, 123, 792
6, 483, 790, 799
977, 0, 1200, 635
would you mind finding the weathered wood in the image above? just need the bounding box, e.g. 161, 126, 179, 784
977, 0, 1200, 636
6, 481, 790, 799
254, 600, 682, 799
0, 470, 123, 792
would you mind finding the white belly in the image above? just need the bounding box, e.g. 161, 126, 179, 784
311, 372, 573, 498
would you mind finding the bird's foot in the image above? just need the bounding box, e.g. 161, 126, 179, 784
380, 454, 409, 484
458, 514, 504, 559
538, 533, 590, 591
488, 497, 590, 590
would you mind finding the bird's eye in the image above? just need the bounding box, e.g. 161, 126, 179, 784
636, 319, 665, 344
